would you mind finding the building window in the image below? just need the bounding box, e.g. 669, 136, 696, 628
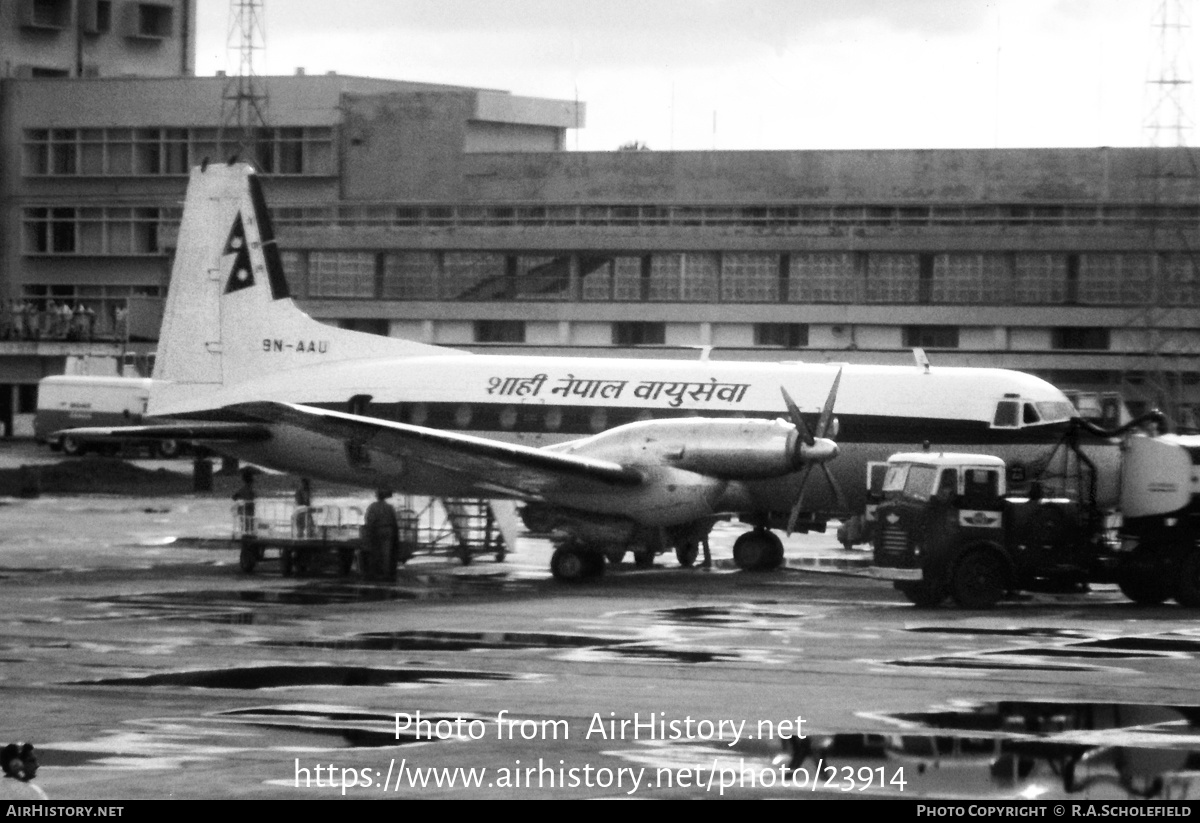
23, 207, 173, 255
443, 253, 507, 300
1162, 254, 1200, 307
721, 253, 780, 302
19, 284, 159, 340
788, 253, 859, 303
382, 252, 440, 300
865, 254, 920, 303
24, 126, 332, 177
1014, 254, 1067, 304
580, 255, 643, 301
647, 253, 718, 301
754, 323, 808, 349
903, 325, 960, 349
1077, 254, 1152, 305
1051, 327, 1110, 350
23, 0, 71, 29
613, 321, 665, 346
513, 255, 570, 301
932, 254, 1012, 304
90, 1, 112, 33
474, 320, 526, 344
131, 3, 173, 38
309, 252, 377, 298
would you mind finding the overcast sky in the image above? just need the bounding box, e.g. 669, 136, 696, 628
194, 0, 1194, 152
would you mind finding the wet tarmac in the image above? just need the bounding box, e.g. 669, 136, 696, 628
3, 445, 1200, 799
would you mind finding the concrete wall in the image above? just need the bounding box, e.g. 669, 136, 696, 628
443, 147, 1200, 205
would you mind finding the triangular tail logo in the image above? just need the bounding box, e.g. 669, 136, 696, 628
223, 213, 255, 294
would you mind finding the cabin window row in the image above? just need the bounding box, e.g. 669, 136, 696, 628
284, 250, 1200, 307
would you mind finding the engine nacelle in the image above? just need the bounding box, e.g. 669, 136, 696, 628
554, 417, 818, 480
550, 465, 729, 526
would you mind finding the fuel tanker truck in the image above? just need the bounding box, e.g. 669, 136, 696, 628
868, 419, 1200, 608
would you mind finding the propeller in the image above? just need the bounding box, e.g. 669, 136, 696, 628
782, 367, 848, 535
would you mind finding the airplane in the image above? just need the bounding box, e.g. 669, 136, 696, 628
57, 161, 1125, 581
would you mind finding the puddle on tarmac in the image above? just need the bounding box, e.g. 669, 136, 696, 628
615, 603, 809, 629
891, 628, 1200, 672
54, 583, 433, 624
70, 664, 528, 689
36, 707, 491, 772
215, 706, 484, 745
608, 701, 1200, 799
263, 630, 771, 665
261, 630, 634, 652
906, 626, 1097, 639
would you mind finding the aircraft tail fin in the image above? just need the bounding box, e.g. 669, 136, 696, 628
153, 162, 456, 411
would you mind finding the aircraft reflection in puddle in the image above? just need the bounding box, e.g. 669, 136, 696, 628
775, 701, 1200, 799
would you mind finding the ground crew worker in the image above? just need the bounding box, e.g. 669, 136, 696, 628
363, 488, 400, 580
232, 468, 256, 535
293, 478, 314, 538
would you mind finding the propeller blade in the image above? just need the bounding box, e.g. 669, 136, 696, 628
820, 462, 850, 512
784, 367, 846, 535
786, 465, 815, 535
780, 387, 814, 446
815, 367, 843, 439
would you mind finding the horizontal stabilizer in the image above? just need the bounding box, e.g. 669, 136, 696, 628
52, 422, 272, 443
230, 401, 643, 497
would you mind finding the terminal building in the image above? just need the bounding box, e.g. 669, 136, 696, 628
2, 0, 1199, 436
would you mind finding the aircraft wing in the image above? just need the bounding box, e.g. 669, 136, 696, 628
229, 401, 644, 498
51, 422, 272, 442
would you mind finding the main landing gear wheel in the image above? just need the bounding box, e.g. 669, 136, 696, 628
550, 547, 604, 582
675, 542, 699, 567
733, 530, 783, 572
950, 549, 1007, 609
604, 546, 628, 565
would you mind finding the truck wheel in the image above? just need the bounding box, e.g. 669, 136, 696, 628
551, 547, 589, 582
156, 439, 182, 459
950, 549, 1007, 609
1173, 553, 1200, 608
896, 581, 945, 608
1117, 567, 1170, 606
60, 436, 85, 457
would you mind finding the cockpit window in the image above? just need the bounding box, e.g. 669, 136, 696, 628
992, 400, 1020, 428
993, 398, 1075, 429
1034, 401, 1077, 424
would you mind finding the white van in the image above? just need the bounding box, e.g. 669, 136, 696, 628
33, 375, 182, 458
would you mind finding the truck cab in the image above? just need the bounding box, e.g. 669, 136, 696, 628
870, 452, 1092, 608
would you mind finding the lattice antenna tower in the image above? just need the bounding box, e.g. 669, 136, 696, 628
1145, 0, 1194, 146
1128, 0, 1200, 429
219, 0, 269, 166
